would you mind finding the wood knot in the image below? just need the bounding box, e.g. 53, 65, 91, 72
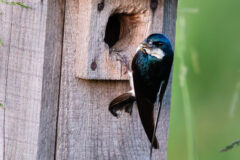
150, 0, 158, 11
98, 0, 104, 11
91, 61, 97, 71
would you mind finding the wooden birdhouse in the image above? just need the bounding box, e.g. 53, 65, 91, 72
0, 0, 177, 159
75, 0, 167, 80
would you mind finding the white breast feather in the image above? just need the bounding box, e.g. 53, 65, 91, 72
128, 71, 135, 96
136, 44, 142, 52
146, 48, 165, 59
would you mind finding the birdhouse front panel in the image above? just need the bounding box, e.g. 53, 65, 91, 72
75, 0, 164, 80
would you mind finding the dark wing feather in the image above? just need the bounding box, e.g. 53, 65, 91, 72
109, 93, 135, 117
133, 71, 159, 149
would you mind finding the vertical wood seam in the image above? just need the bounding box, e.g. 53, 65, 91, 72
54, 1, 66, 159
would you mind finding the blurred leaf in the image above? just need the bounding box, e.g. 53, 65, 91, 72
229, 82, 240, 117
0, 0, 31, 9
0, 103, 5, 110
0, 39, 3, 46
220, 139, 240, 152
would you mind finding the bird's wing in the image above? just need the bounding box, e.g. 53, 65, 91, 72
133, 71, 159, 149
109, 92, 136, 117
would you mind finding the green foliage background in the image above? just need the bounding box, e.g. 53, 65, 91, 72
168, 0, 240, 160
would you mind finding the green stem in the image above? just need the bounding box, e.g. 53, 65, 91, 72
177, 15, 196, 160
0, 0, 31, 9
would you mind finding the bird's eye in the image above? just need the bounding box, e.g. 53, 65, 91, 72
153, 42, 164, 47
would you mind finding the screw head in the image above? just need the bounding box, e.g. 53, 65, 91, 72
98, 1, 104, 11
91, 61, 97, 71
150, 0, 158, 11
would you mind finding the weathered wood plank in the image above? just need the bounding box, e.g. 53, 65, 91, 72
75, 0, 164, 80
0, 1, 47, 159
0, 3, 13, 160
37, 0, 65, 160
56, 0, 177, 160
0, 0, 64, 159
163, 0, 178, 47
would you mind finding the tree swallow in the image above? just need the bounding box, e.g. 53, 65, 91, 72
109, 34, 174, 152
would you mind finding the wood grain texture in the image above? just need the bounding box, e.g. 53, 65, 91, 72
36, 0, 65, 160
0, 0, 47, 160
75, 0, 164, 80
56, 0, 177, 160
0, 3, 12, 160
163, 0, 178, 47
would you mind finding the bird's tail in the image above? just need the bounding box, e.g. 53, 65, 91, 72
137, 97, 159, 149
109, 93, 136, 117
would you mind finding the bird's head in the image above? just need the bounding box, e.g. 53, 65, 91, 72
137, 33, 173, 59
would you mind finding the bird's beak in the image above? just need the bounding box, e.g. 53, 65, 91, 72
140, 42, 148, 49
140, 39, 149, 54
140, 42, 148, 54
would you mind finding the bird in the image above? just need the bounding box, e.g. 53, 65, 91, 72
109, 33, 174, 153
